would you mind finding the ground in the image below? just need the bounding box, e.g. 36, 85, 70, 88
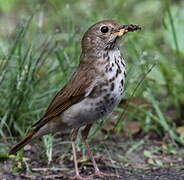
1, 132, 184, 180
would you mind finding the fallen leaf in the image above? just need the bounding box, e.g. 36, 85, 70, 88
147, 158, 154, 165
124, 122, 141, 134
176, 126, 184, 136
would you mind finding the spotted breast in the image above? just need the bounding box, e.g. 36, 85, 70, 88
62, 49, 126, 128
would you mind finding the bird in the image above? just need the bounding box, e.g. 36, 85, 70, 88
9, 20, 141, 179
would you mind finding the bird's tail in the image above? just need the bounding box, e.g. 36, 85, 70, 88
9, 130, 37, 155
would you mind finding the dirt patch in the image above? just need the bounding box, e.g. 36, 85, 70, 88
1, 134, 184, 180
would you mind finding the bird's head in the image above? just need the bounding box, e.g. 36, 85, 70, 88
81, 20, 141, 56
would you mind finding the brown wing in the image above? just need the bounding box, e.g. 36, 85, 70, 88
32, 63, 96, 130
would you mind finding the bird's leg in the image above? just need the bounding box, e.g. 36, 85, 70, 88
81, 124, 120, 178
81, 124, 99, 171
70, 128, 92, 180
70, 128, 84, 180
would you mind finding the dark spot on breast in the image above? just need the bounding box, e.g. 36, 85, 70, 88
124, 71, 127, 78
115, 69, 119, 77
121, 60, 125, 67
100, 100, 103, 104
109, 67, 112, 72
108, 42, 115, 50
105, 98, 111, 103
112, 63, 114, 67
115, 58, 121, 71
117, 62, 120, 70
110, 97, 115, 103
102, 88, 108, 92
110, 82, 115, 91
105, 64, 109, 73
96, 101, 102, 106
96, 102, 100, 106
106, 93, 111, 97
103, 93, 111, 101
121, 79, 124, 86
109, 76, 115, 82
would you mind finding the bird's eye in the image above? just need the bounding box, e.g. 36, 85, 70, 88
100, 26, 109, 33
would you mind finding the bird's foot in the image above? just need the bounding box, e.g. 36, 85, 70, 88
92, 170, 120, 178
70, 175, 92, 180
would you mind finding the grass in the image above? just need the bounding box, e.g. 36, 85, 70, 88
0, 0, 184, 167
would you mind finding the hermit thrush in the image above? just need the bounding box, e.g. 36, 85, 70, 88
9, 20, 141, 179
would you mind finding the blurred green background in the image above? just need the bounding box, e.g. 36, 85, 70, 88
0, 0, 184, 156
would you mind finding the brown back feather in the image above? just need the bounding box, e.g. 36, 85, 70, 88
32, 62, 96, 130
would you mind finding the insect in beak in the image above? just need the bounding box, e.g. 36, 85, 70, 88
111, 24, 141, 37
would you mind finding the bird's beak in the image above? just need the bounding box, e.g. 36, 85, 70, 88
112, 24, 141, 37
